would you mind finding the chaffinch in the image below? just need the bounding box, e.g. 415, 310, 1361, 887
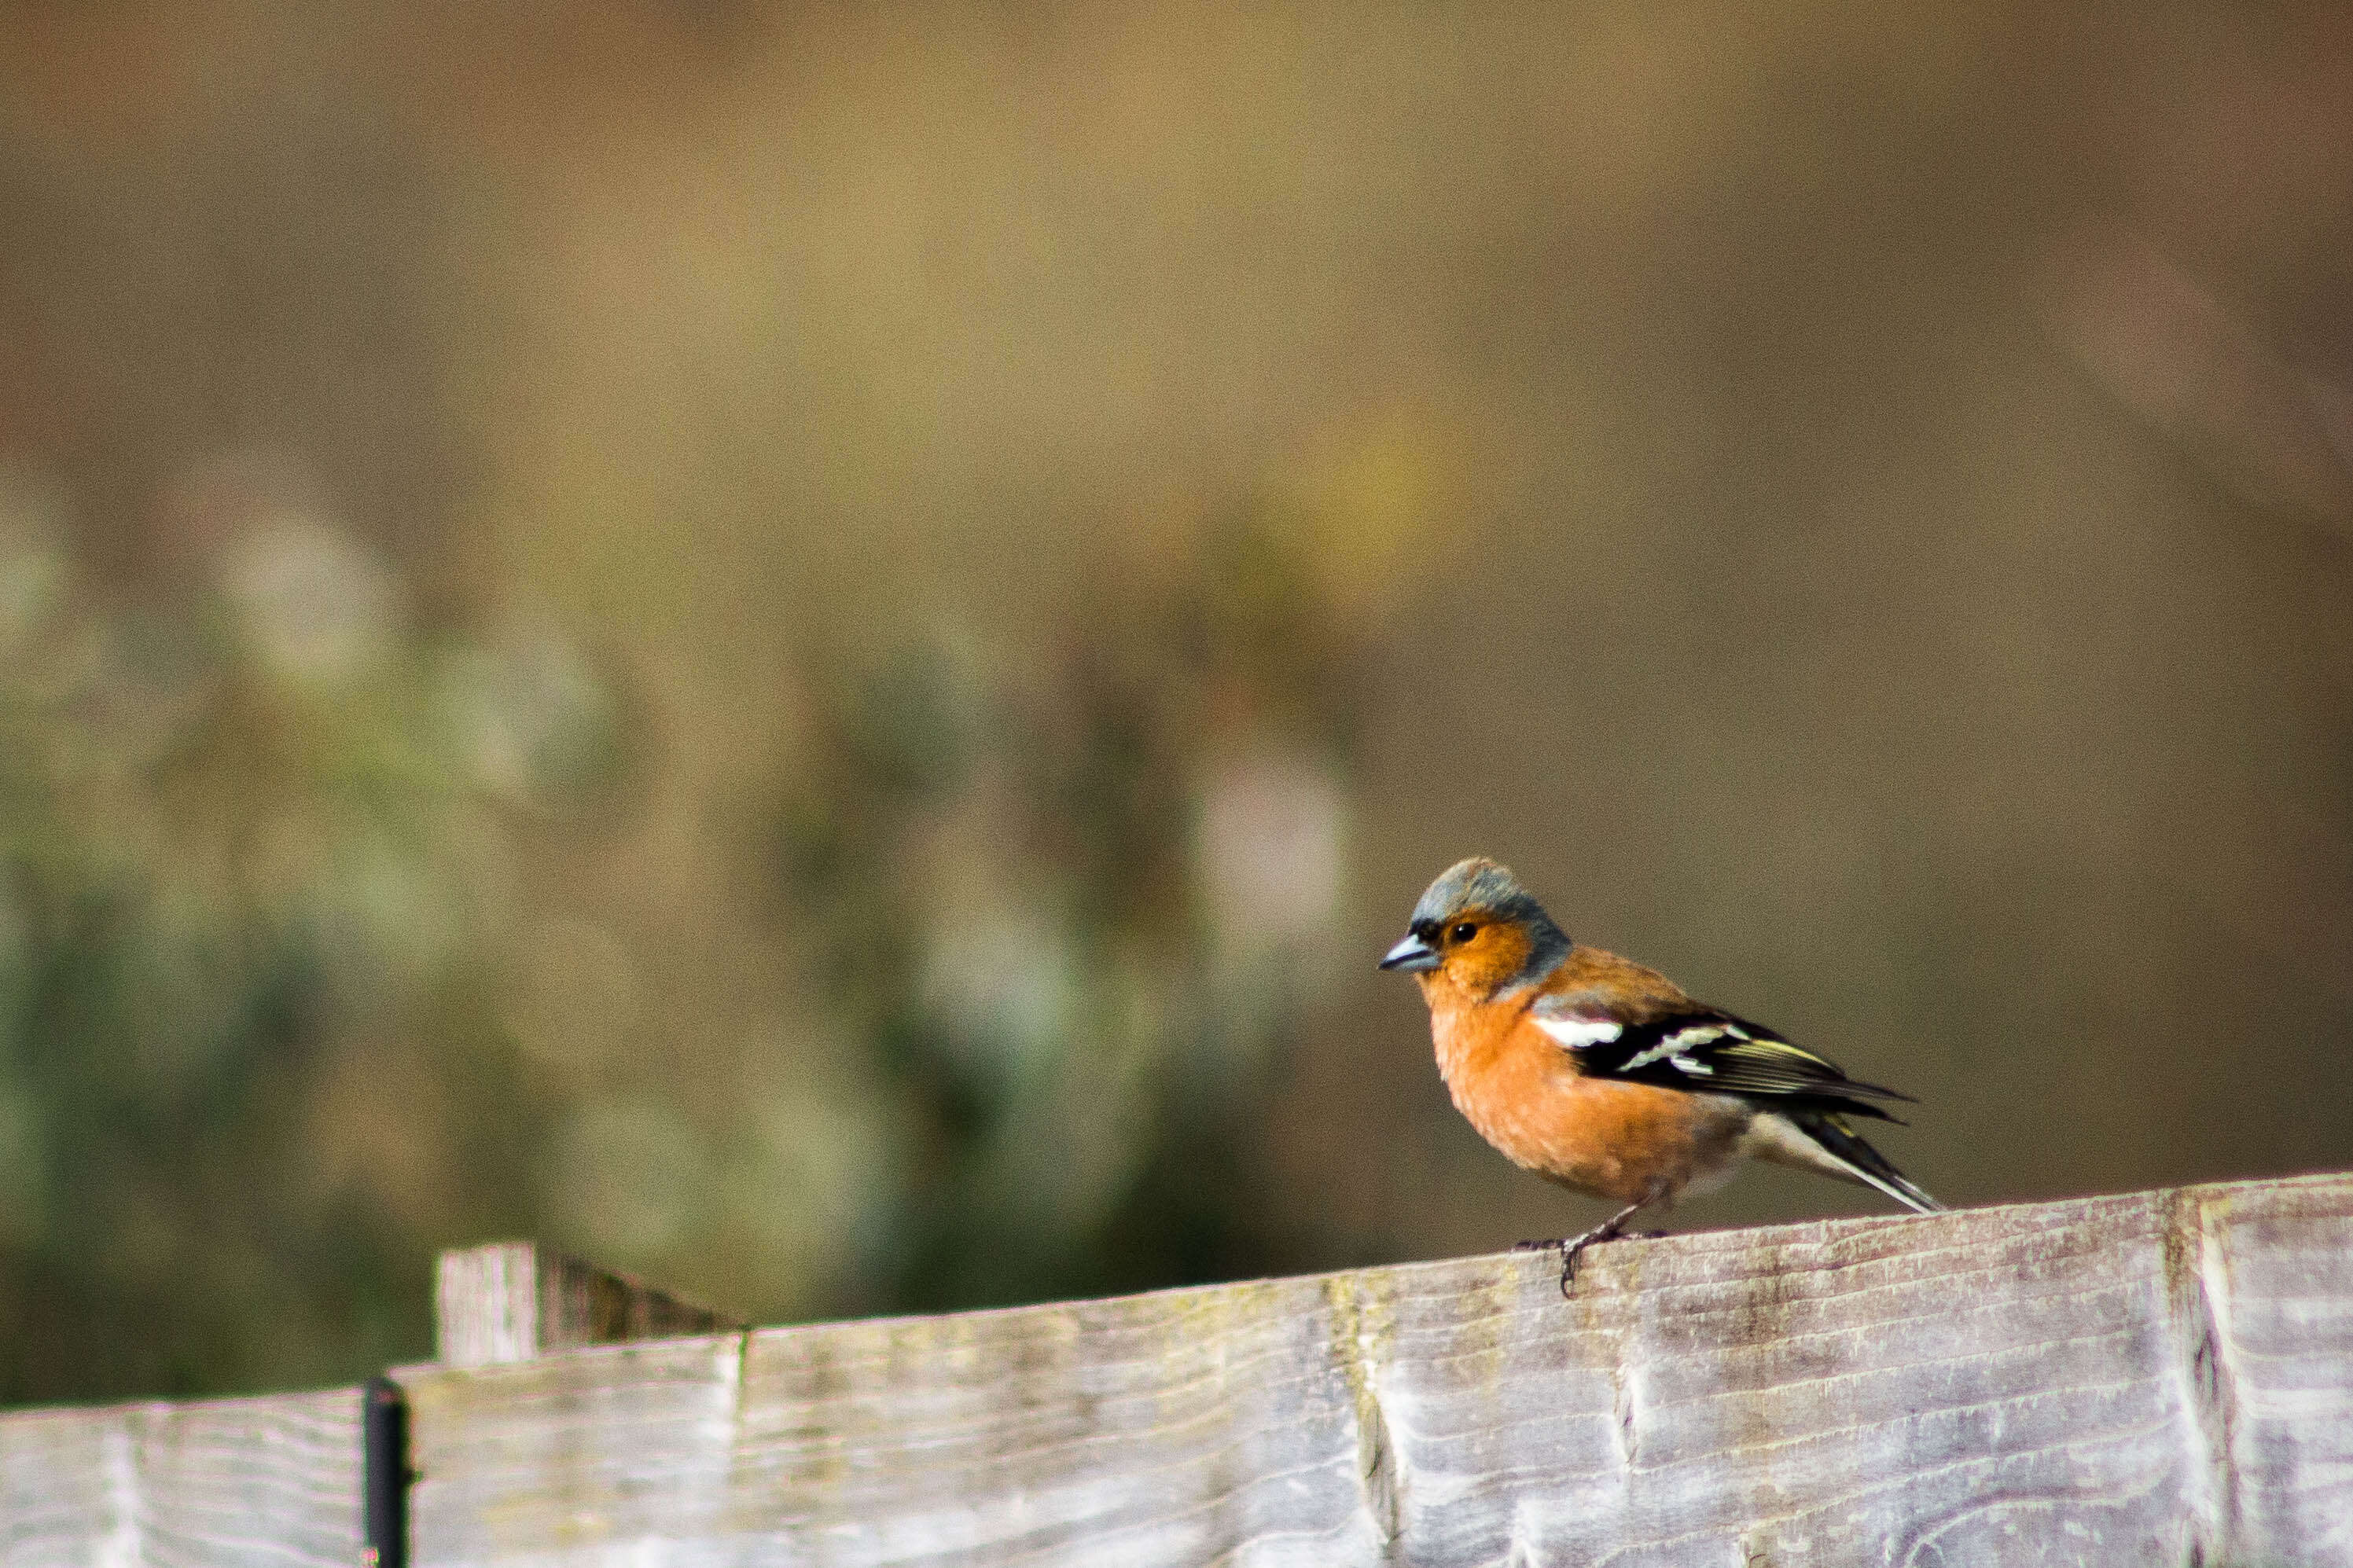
1382, 857, 1940, 1293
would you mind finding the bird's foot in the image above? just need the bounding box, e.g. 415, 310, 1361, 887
1510, 1236, 1572, 1293
1511, 1229, 1620, 1298
1513, 1206, 1656, 1298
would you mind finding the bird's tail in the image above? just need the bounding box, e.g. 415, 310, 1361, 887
1781, 1108, 1945, 1214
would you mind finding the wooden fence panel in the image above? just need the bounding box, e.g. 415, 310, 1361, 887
2216, 1174, 2353, 1562
2, 1174, 2345, 1566
0, 1386, 360, 1568
394, 1173, 2353, 1568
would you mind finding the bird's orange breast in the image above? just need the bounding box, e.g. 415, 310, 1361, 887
1421, 979, 1747, 1205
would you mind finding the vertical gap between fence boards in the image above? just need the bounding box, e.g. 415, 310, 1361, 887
362, 1375, 410, 1568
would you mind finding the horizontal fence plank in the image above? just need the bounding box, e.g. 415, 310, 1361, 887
0, 1385, 361, 1568
392, 1172, 2353, 1568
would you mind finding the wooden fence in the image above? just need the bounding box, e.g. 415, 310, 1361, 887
6, 1171, 2351, 1566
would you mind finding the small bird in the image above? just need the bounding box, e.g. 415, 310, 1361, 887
1381, 857, 1941, 1293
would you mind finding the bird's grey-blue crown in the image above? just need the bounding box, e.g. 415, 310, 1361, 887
1410, 857, 1572, 979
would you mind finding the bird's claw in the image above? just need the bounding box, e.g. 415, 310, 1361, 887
1515, 1215, 1654, 1298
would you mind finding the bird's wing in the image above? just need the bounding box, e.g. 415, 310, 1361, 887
1528, 993, 1915, 1121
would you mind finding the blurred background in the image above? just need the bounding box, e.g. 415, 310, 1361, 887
1, 0, 2349, 1405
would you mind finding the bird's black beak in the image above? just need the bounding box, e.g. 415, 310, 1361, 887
1380, 932, 1441, 973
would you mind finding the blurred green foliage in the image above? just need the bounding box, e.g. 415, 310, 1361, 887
0, 473, 1374, 1399
0, 501, 542, 1397
779, 516, 1364, 1310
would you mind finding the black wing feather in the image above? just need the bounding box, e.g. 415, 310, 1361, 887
1533, 999, 1914, 1122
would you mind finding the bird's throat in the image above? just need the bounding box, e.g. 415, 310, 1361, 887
1424, 980, 1521, 1092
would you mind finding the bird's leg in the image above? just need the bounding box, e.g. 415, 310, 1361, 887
1513, 1198, 1653, 1298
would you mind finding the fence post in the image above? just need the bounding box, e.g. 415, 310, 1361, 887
433, 1240, 741, 1367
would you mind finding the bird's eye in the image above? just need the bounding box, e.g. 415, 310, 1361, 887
1451, 923, 1478, 943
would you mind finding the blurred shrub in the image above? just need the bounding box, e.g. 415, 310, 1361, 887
0, 461, 1381, 1397
0, 463, 609, 1401
776, 511, 1366, 1309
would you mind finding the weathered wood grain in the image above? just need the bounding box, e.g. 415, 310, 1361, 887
6, 1176, 2347, 1566
0, 1386, 360, 1568
394, 1173, 2353, 1567
436, 1241, 741, 1368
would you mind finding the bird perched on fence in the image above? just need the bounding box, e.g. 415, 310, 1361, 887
1381, 857, 1940, 1294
